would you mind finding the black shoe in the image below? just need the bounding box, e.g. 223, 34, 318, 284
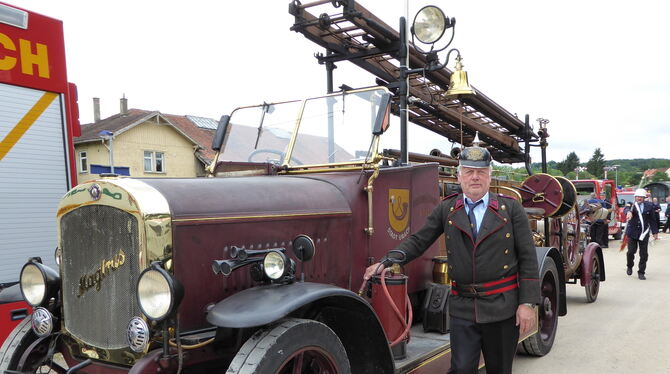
627, 268, 632, 276
638, 273, 646, 280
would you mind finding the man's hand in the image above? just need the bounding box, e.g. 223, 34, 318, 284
364, 263, 383, 281
516, 304, 535, 336
626, 212, 632, 221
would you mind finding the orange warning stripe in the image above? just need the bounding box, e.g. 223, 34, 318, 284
0, 92, 58, 161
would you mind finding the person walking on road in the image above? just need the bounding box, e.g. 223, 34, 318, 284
364, 145, 540, 374
663, 196, 670, 233
625, 188, 659, 280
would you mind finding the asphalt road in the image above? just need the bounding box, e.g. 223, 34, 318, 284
512, 233, 670, 373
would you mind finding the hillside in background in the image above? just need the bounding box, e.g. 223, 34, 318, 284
495, 158, 670, 186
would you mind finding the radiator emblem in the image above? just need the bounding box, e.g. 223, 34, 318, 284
78, 249, 126, 297
88, 184, 101, 201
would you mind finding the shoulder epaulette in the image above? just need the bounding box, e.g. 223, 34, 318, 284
442, 192, 459, 201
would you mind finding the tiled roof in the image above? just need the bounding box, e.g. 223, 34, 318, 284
77, 109, 217, 164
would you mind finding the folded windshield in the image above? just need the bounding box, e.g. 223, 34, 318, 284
220, 88, 389, 166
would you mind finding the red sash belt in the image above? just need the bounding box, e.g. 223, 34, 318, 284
451, 274, 519, 297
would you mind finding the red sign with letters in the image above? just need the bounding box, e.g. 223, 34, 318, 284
0, 2, 68, 94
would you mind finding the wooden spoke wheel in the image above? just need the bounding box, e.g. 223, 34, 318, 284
226, 318, 350, 374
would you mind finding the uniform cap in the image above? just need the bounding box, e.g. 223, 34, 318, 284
458, 146, 491, 168
634, 188, 647, 197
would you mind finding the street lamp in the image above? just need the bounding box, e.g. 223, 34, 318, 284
98, 130, 115, 174
604, 165, 620, 186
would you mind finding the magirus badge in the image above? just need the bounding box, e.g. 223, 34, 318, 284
88, 184, 101, 200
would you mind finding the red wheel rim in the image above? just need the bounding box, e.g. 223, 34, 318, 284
276, 346, 340, 374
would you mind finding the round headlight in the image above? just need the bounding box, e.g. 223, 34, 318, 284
263, 251, 287, 280
412, 6, 447, 44
21, 263, 47, 307
137, 266, 182, 321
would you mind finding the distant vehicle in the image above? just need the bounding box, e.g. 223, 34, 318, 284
616, 190, 635, 230
572, 179, 623, 239
659, 203, 667, 230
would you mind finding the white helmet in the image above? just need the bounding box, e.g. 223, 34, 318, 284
634, 188, 647, 197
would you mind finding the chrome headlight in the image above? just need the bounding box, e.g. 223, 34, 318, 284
137, 264, 183, 321
20, 260, 60, 307
263, 251, 288, 280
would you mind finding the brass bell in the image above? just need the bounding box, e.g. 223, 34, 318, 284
446, 55, 475, 97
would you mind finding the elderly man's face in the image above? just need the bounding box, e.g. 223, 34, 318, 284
635, 196, 645, 203
458, 166, 492, 201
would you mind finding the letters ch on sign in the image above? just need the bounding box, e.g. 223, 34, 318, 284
0, 32, 50, 79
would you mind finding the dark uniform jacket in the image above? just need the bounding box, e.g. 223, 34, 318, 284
625, 201, 658, 240
392, 193, 540, 324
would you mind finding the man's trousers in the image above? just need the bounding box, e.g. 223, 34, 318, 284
448, 316, 519, 374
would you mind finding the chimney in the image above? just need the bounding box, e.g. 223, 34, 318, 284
93, 97, 100, 122
120, 94, 128, 115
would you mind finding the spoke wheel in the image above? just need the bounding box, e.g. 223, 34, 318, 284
226, 318, 350, 374
585, 255, 601, 303
520, 256, 559, 356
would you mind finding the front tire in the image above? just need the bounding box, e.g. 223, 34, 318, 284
226, 318, 351, 374
520, 256, 559, 356
0, 317, 65, 373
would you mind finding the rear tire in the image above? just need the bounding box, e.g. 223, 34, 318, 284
585, 254, 601, 303
520, 256, 559, 356
226, 318, 351, 374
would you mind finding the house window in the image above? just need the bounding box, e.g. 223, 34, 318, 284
144, 151, 165, 173
79, 151, 88, 173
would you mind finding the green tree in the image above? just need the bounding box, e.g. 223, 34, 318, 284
628, 172, 642, 186
586, 148, 606, 178
652, 171, 668, 182
556, 152, 580, 176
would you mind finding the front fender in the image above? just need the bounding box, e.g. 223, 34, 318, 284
535, 247, 568, 317
207, 282, 363, 328
206, 281, 394, 374
580, 242, 605, 286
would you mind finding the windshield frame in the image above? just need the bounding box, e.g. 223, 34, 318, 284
222, 86, 392, 173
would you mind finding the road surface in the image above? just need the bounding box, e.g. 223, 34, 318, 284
513, 234, 670, 373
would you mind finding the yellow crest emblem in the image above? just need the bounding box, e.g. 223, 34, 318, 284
388, 189, 410, 233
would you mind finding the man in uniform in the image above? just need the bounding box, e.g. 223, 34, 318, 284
625, 188, 659, 280
364, 146, 540, 374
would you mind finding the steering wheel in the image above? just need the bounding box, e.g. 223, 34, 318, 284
247, 149, 303, 165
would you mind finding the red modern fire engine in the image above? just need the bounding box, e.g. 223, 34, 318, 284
0, 1, 80, 343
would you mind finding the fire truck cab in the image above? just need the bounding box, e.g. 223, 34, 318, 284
0, 1, 80, 344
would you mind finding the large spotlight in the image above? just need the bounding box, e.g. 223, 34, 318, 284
412, 6, 447, 44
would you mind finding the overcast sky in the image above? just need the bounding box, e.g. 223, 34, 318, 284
8, 0, 670, 164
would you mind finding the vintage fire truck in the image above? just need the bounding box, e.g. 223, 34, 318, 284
0, 1, 80, 344
571, 179, 623, 239
1, 2, 607, 373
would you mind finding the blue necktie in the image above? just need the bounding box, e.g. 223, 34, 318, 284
467, 200, 483, 239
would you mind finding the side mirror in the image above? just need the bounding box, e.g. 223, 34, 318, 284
212, 115, 231, 151
372, 93, 392, 135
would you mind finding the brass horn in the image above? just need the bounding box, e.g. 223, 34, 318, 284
446, 56, 475, 97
